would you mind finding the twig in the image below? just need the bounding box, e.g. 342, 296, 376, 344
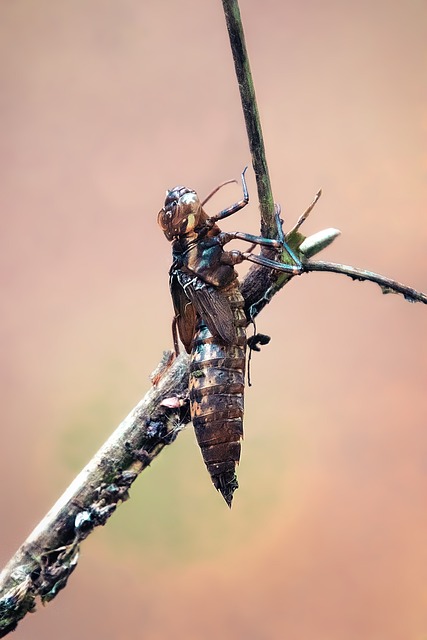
221, 0, 276, 238
302, 260, 427, 304
285, 190, 322, 239
220, 0, 301, 310
0, 354, 191, 637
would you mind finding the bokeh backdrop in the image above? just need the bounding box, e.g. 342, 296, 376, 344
1, 1, 426, 638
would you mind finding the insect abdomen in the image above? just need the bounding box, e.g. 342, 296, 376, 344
189, 285, 246, 506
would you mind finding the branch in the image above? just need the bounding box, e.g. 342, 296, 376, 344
302, 260, 427, 304
221, 0, 276, 238
0, 353, 191, 636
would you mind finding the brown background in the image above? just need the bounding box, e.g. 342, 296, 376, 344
1, 1, 426, 638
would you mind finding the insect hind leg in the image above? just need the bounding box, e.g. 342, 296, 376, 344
172, 317, 180, 357
220, 204, 303, 275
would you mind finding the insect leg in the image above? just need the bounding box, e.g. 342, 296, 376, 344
220, 230, 282, 249
219, 205, 303, 272
209, 167, 249, 223
273, 203, 302, 268
172, 317, 180, 357
222, 248, 301, 274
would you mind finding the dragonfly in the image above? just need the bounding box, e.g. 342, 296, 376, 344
158, 168, 302, 506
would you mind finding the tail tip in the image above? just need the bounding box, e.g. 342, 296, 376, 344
216, 472, 239, 508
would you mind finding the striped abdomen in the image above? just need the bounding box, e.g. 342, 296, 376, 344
189, 283, 246, 507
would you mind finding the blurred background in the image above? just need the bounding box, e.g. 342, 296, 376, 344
0, 0, 426, 638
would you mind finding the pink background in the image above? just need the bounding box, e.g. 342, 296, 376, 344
1, 1, 426, 638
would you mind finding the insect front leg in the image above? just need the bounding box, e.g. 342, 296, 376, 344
208, 167, 249, 223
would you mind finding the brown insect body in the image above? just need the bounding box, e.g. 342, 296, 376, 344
189, 280, 246, 506
158, 172, 302, 505
158, 187, 247, 506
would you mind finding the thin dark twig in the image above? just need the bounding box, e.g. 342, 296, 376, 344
221, 0, 276, 238
302, 261, 427, 304
285, 190, 322, 239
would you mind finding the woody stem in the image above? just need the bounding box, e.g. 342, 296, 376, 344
221, 0, 276, 239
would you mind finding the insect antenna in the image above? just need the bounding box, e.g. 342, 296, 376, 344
201, 179, 237, 206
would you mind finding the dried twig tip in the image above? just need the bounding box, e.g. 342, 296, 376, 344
286, 188, 323, 239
